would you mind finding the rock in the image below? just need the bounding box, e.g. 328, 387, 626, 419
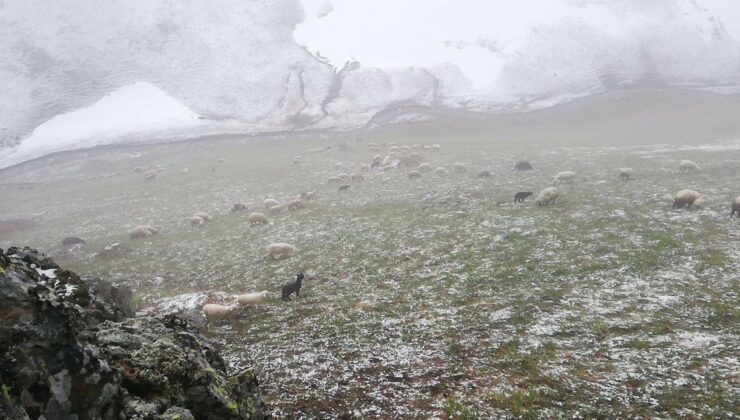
0, 247, 268, 419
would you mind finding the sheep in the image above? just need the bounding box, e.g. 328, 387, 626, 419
418, 162, 432, 172
287, 198, 305, 211
231, 203, 248, 212
432, 144, 442, 150
434, 167, 448, 177
282, 273, 304, 300
328, 176, 341, 184
351, 173, 364, 181
62, 236, 86, 246
672, 190, 704, 209
188, 216, 205, 226
264, 243, 297, 259
514, 192, 533, 203
453, 162, 467, 173
731, 196, 740, 218
337, 173, 351, 182
535, 187, 559, 206
553, 171, 576, 185
237, 291, 270, 305
202, 303, 237, 321
144, 171, 157, 181
618, 168, 633, 181
679, 160, 700, 174
264, 198, 281, 209
360, 163, 370, 172
477, 170, 491, 178
513, 161, 533, 171
408, 170, 422, 179
129, 225, 159, 239
248, 212, 269, 225
193, 212, 211, 222
269, 203, 288, 214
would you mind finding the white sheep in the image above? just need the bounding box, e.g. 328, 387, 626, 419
408, 170, 421, 179
129, 225, 159, 239
237, 291, 270, 305
434, 167, 448, 177
263, 198, 281, 209
618, 168, 633, 181
673, 190, 704, 209
553, 171, 576, 185
269, 203, 288, 214
193, 211, 211, 222
287, 198, 305, 211
264, 243, 297, 259
248, 212, 269, 225
351, 173, 364, 181
418, 162, 432, 172
188, 216, 204, 227
679, 160, 700, 173
535, 187, 560, 206
202, 303, 237, 320
453, 162, 467, 173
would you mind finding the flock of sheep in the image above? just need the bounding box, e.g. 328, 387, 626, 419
76, 141, 740, 321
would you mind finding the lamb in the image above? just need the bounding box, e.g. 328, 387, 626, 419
62, 236, 86, 246
193, 212, 212, 222
679, 160, 700, 174
672, 190, 704, 209
535, 187, 559, 206
237, 291, 270, 305
514, 192, 533, 203
281, 272, 304, 300
202, 303, 237, 320
408, 170, 422, 179
248, 212, 269, 225
129, 225, 159, 239
618, 168, 633, 181
477, 170, 491, 178
513, 161, 533, 171
287, 198, 305, 210
188, 216, 205, 226
453, 162, 467, 173
418, 162, 432, 172
231, 203, 248, 212
434, 167, 449, 177
264, 198, 281, 209
731, 196, 740, 218
553, 171, 576, 185
264, 242, 297, 259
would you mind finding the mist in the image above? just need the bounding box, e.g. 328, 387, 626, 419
1, 1, 739, 418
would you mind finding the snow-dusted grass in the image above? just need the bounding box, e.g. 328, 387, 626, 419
1, 133, 738, 418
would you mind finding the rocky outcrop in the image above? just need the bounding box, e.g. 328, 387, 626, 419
0, 247, 268, 419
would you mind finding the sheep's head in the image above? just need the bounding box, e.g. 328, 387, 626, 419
296, 272, 305, 281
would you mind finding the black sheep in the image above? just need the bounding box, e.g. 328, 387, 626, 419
282, 272, 305, 300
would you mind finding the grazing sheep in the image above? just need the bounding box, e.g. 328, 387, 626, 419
264, 198, 281, 209
418, 162, 432, 172
338, 184, 351, 192
193, 212, 211, 222
513, 161, 533, 171
129, 225, 159, 239
731, 196, 740, 218
679, 160, 700, 174
231, 203, 248, 212
408, 170, 422, 179
202, 303, 236, 320
264, 243, 297, 259
553, 171, 576, 185
188, 216, 205, 227
453, 162, 467, 173
248, 212, 269, 225
434, 167, 448, 177
535, 187, 560, 206
237, 291, 270, 305
477, 170, 492, 178
618, 168, 633, 181
673, 190, 704, 209
514, 192, 533, 203
282, 273, 304, 300
287, 198, 305, 210
144, 171, 157, 181
269, 203, 288, 214
62, 236, 86, 246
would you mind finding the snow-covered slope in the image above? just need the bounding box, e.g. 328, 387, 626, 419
1, 0, 740, 167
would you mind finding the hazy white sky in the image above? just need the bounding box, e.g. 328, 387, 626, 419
295, 0, 740, 89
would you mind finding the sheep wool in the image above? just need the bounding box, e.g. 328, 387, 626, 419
237, 291, 270, 305
264, 243, 297, 259
535, 187, 560, 206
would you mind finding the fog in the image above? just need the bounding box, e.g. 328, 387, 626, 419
1, 1, 739, 419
